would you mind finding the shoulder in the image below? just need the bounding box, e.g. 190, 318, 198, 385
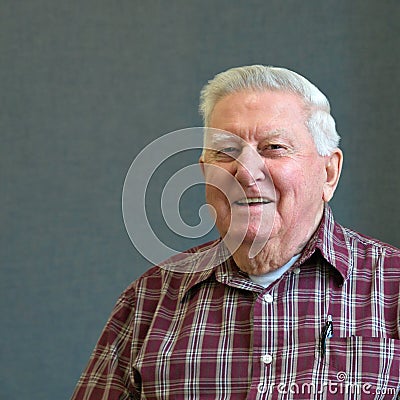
333, 224, 400, 289
316, 206, 399, 280
339, 224, 400, 263
121, 239, 223, 306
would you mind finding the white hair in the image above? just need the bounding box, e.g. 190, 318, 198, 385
199, 65, 340, 156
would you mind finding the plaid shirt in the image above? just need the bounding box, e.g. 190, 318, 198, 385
71, 205, 400, 400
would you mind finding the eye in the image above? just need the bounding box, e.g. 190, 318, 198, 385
266, 144, 283, 150
212, 146, 241, 161
259, 144, 286, 156
219, 147, 240, 154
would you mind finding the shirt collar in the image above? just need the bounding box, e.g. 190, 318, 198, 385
297, 203, 352, 283
175, 240, 265, 301
172, 239, 230, 301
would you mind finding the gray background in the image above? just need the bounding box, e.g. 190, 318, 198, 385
1, 1, 399, 398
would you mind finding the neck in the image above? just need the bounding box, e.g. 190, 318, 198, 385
232, 240, 304, 275
232, 209, 324, 275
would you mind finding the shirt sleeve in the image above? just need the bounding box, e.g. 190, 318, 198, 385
71, 288, 139, 400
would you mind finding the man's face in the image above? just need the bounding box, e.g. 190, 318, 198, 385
201, 90, 332, 257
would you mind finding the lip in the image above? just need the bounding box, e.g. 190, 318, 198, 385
233, 197, 273, 206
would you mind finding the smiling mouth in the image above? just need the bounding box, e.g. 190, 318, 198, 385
234, 197, 273, 206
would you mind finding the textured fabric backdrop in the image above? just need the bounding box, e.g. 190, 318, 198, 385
1, 1, 399, 398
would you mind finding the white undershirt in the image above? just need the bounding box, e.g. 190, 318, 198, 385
248, 254, 301, 288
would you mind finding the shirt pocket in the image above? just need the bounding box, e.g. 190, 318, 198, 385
324, 336, 400, 399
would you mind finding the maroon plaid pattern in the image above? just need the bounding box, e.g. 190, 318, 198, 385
71, 205, 400, 399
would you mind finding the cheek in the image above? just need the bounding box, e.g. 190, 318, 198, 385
205, 185, 228, 211
269, 163, 300, 196
205, 186, 231, 235
270, 161, 325, 201
203, 163, 241, 206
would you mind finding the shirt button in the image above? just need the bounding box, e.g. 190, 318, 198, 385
263, 293, 274, 303
261, 354, 273, 364
293, 267, 301, 275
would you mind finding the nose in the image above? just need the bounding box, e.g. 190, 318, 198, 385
234, 146, 266, 186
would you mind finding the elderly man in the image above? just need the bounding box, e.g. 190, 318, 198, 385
72, 66, 400, 399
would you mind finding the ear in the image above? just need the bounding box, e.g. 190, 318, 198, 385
322, 148, 343, 202
199, 156, 205, 176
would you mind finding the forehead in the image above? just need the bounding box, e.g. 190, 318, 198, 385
209, 90, 308, 135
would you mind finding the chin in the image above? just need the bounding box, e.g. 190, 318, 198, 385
222, 228, 271, 255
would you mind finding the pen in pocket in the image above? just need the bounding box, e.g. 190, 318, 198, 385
320, 314, 333, 357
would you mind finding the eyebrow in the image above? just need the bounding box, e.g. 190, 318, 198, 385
259, 128, 291, 139
204, 128, 292, 147
203, 131, 241, 150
